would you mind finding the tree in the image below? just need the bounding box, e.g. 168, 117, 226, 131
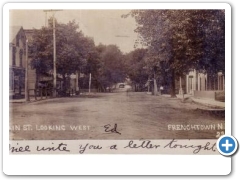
124, 48, 148, 92
125, 10, 225, 97
29, 20, 95, 92
195, 10, 225, 75
96, 44, 126, 91
28, 27, 53, 87
82, 42, 102, 91
127, 10, 203, 97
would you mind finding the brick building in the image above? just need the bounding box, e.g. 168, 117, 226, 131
9, 26, 27, 98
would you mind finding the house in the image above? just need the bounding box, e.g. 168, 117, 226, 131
9, 26, 27, 98
186, 69, 225, 101
10, 27, 53, 98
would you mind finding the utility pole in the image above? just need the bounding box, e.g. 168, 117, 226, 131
52, 12, 57, 97
25, 39, 29, 101
43, 10, 62, 97
89, 73, 92, 93
45, 11, 48, 27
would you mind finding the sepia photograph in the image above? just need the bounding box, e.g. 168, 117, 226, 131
3, 2, 235, 176
9, 8, 225, 144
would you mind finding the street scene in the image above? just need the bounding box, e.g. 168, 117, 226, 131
9, 9, 225, 140
10, 90, 224, 140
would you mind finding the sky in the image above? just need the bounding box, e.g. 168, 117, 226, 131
9, 10, 139, 53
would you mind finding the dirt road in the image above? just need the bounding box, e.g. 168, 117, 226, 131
9, 92, 224, 140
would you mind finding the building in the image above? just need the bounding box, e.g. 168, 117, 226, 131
10, 27, 52, 98
9, 26, 27, 98
186, 69, 225, 101
10, 27, 82, 98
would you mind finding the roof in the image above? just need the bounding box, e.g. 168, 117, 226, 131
9, 26, 22, 42
24, 29, 36, 40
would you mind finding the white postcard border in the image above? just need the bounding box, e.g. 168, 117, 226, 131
3, 2, 231, 175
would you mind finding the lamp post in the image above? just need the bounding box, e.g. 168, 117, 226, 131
25, 39, 29, 101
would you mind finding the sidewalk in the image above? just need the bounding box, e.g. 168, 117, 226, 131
9, 96, 49, 103
9, 99, 27, 103
9, 93, 95, 103
160, 94, 192, 99
160, 94, 225, 109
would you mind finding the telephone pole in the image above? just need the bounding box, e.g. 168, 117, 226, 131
25, 39, 29, 101
43, 10, 62, 97
44, 11, 48, 27
89, 73, 92, 93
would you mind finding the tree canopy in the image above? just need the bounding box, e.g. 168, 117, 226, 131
96, 44, 126, 91
29, 20, 127, 92
125, 10, 225, 96
124, 48, 148, 91
29, 20, 95, 90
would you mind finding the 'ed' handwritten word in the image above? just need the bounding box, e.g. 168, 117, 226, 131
104, 123, 121, 135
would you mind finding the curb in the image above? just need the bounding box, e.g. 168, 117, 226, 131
191, 98, 225, 109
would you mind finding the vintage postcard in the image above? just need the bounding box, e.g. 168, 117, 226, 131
3, 2, 232, 175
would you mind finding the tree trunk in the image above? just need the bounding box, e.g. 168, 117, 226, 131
153, 71, 158, 96
170, 70, 176, 98
99, 83, 105, 92
153, 79, 158, 95
75, 70, 79, 93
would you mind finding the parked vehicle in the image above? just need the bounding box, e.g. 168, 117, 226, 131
119, 84, 125, 88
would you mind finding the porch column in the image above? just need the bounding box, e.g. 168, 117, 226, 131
223, 75, 225, 91
193, 69, 197, 91
205, 74, 208, 91
11, 69, 14, 91
198, 73, 200, 91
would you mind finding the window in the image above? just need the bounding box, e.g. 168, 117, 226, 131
9, 70, 13, 90
19, 49, 23, 67
16, 34, 19, 47
12, 46, 16, 66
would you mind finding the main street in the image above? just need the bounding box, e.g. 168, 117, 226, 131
9, 91, 224, 140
